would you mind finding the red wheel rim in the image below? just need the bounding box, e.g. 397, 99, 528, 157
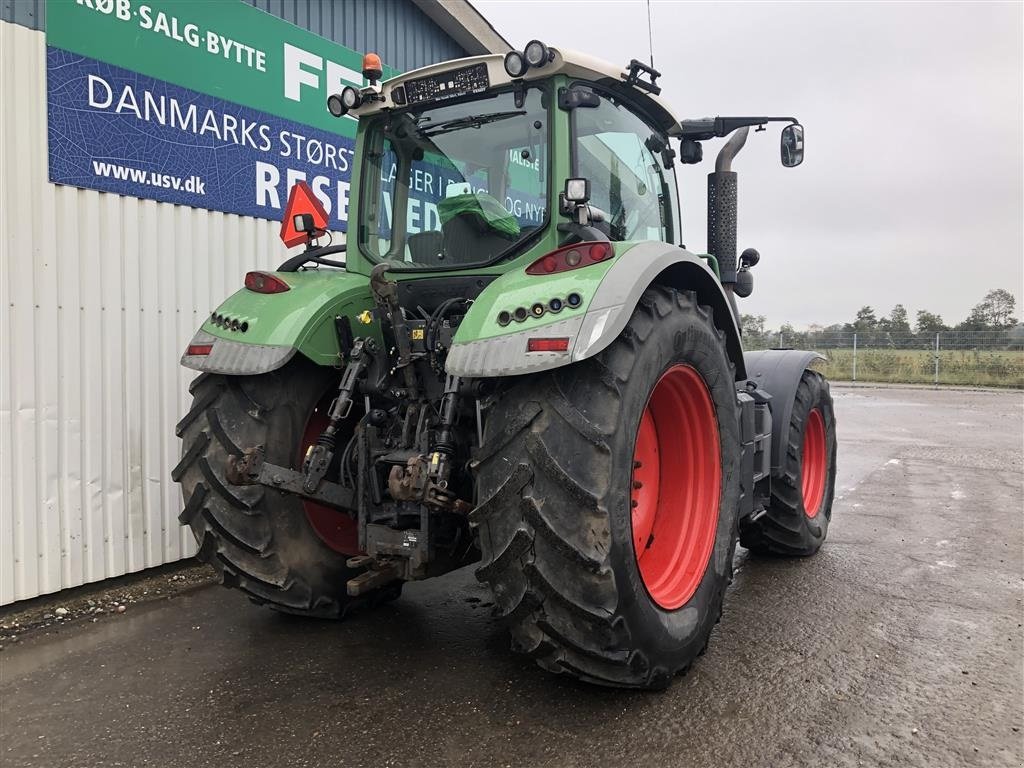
631, 365, 721, 610
801, 408, 827, 518
297, 392, 360, 555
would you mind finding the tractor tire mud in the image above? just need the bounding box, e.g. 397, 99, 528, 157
472, 286, 741, 689
740, 370, 837, 556
173, 361, 400, 619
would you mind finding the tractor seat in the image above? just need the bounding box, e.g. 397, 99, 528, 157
438, 192, 520, 265
441, 212, 517, 264
408, 231, 444, 264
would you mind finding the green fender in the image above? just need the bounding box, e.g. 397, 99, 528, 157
445, 242, 746, 379
181, 270, 379, 375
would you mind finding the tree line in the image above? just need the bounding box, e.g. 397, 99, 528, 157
743, 289, 1023, 350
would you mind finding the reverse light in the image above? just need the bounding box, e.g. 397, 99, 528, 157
525, 241, 612, 275
186, 343, 213, 356
245, 271, 290, 294
527, 337, 570, 353
564, 177, 590, 204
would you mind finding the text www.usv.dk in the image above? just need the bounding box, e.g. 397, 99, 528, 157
92, 161, 206, 194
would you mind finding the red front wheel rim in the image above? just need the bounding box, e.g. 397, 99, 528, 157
801, 408, 827, 518
297, 392, 360, 555
631, 365, 721, 610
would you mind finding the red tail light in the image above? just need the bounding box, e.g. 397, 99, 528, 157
186, 343, 213, 356
527, 337, 570, 353
526, 241, 612, 275
245, 271, 290, 294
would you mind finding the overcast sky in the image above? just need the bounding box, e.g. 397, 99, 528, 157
475, 0, 1024, 329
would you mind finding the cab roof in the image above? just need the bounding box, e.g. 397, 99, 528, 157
353, 47, 684, 136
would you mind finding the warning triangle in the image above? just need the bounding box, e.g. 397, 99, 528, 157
280, 181, 330, 247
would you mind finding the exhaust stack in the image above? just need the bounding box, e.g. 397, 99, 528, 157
707, 126, 749, 291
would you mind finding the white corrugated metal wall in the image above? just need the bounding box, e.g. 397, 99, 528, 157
0, 21, 288, 604
0, 0, 484, 605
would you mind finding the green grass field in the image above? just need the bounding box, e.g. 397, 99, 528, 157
809, 348, 1024, 388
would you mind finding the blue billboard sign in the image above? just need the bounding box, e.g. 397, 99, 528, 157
47, 48, 355, 230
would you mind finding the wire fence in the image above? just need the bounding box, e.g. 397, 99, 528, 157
744, 329, 1024, 388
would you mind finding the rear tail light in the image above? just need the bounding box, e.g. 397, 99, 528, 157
186, 343, 213, 356
526, 241, 612, 275
527, 337, 570, 353
245, 271, 290, 294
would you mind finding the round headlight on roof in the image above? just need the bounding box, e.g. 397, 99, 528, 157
341, 86, 361, 109
327, 93, 346, 117
327, 86, 361, 117
524, 40, 550, 68
504, 50, 527, 78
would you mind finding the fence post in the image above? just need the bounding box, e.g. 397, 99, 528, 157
934, 333, 940, 386
852, 332, 857, 382
778, 331, 783, 348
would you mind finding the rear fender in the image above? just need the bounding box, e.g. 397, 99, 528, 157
181, 270, 376, 375
445, 242, 745, 378
743, 349, 825, 475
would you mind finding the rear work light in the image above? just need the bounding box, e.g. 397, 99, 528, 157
186, 343, 213, 356
245, 271, 290, 294
527, 337, 570, 353
525, 241, 612, 275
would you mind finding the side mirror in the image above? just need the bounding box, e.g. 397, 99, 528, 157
781, 124, 804, 167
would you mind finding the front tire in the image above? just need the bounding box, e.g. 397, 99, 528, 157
173, 360, 399, 618
472, 286, 741, 689
740, 370, 837, 556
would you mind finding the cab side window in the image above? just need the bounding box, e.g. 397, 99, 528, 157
572, 91, 676, 243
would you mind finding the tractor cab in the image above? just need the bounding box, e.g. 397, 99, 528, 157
321, 45, 684, 277
314, 43, 802, 288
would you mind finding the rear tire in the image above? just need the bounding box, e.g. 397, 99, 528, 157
740, 370, 837, 556
472, 286, 741, 689
173, 359, 400, 618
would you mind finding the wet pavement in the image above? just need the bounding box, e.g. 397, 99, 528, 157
2, 386, 1022, 768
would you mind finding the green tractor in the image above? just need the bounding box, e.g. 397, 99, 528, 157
175, 42, 836, 689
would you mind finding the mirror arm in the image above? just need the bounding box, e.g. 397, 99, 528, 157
678, 116, 798, 141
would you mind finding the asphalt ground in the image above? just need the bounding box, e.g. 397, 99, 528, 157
2, 385, 1022, 768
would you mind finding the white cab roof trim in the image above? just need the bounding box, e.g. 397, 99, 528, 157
352, 46, 684, 129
